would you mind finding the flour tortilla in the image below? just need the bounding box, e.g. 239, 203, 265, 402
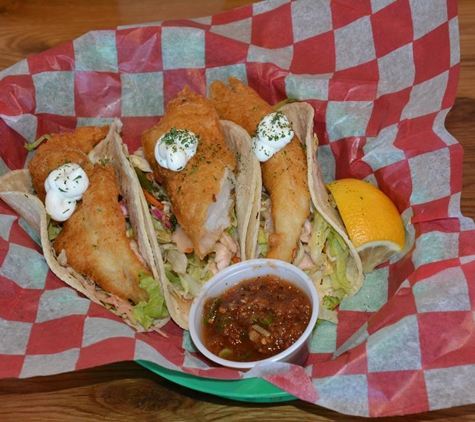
0, 120, 170, 331
220, 120, 262, 263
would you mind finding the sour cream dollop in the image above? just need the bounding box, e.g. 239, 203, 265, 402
44, 163, 89, 222
154, 128, 199, 172
252, 111, 294, 162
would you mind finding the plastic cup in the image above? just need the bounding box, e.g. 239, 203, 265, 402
189, 259, 319, 370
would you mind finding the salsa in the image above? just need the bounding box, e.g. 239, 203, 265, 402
201, 275, 312, 362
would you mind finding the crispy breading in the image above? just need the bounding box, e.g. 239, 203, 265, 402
28, 126, 109, 202
29, 125, 150, 304
210, 78, 311, 262
53, 164, 150, 305
142, 86, 236, 259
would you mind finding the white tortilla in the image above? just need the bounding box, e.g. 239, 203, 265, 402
220, 120, 262, 262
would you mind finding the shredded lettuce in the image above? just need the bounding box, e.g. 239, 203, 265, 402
134, 167, 154, 191
309, 213, 330, 267
166, 248, 188, 274
175, 253, 213, 297
317, 308, 339, 325
151, 217, 172, 243
48, 221, 62, 241
292, 241, 306, 267
322, 289, 346, 310
257, 227, 269, 257
132, 271, 169, 330
164, 265, 181, 284
178, 272, 203, 298
126, 226, 135, 239
327, 230, 352, 295
162, 246, 213, 297
225, 208, 238, 241
163, 249, 213, 296
229, 206, 238, 230
256, 190, 272, 258
24, 134, 51, 151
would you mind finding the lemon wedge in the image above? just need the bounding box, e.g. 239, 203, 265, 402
326, 178, 405, 273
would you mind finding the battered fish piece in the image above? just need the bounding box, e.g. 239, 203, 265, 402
54, 164, 149, 305
210, 77, 310, 262
28, 126, 109, 202
142, 87, 236, 259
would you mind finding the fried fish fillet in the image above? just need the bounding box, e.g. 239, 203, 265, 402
28, 126, 109, 202
142, 86, 236, 259
53, 164, 150, 305
29, 126, 150, 305
210, 77, 310, 262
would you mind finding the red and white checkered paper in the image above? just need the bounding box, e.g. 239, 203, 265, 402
1, 0, 474, 417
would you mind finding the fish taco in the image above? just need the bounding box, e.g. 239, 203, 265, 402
0, 121, 170, 333
209, 78, 365, 323
135, 86, 261, 330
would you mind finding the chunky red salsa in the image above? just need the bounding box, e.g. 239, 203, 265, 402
201, 275, 312, 362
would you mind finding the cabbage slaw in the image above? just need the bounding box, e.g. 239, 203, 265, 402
132, 150, 240, 304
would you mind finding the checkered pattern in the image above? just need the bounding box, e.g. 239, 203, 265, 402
0, 0, 473, 417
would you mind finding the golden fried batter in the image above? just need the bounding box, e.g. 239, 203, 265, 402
53, 164, 149, 305
29, 125, 149, 304
210, 78, 310, 262
142, 86, 236, 259
28, 126, 109, 202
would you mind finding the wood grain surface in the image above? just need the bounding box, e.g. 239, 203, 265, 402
0, 1, 474, 421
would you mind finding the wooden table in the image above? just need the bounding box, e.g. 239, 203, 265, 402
0, 1, 474, 420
